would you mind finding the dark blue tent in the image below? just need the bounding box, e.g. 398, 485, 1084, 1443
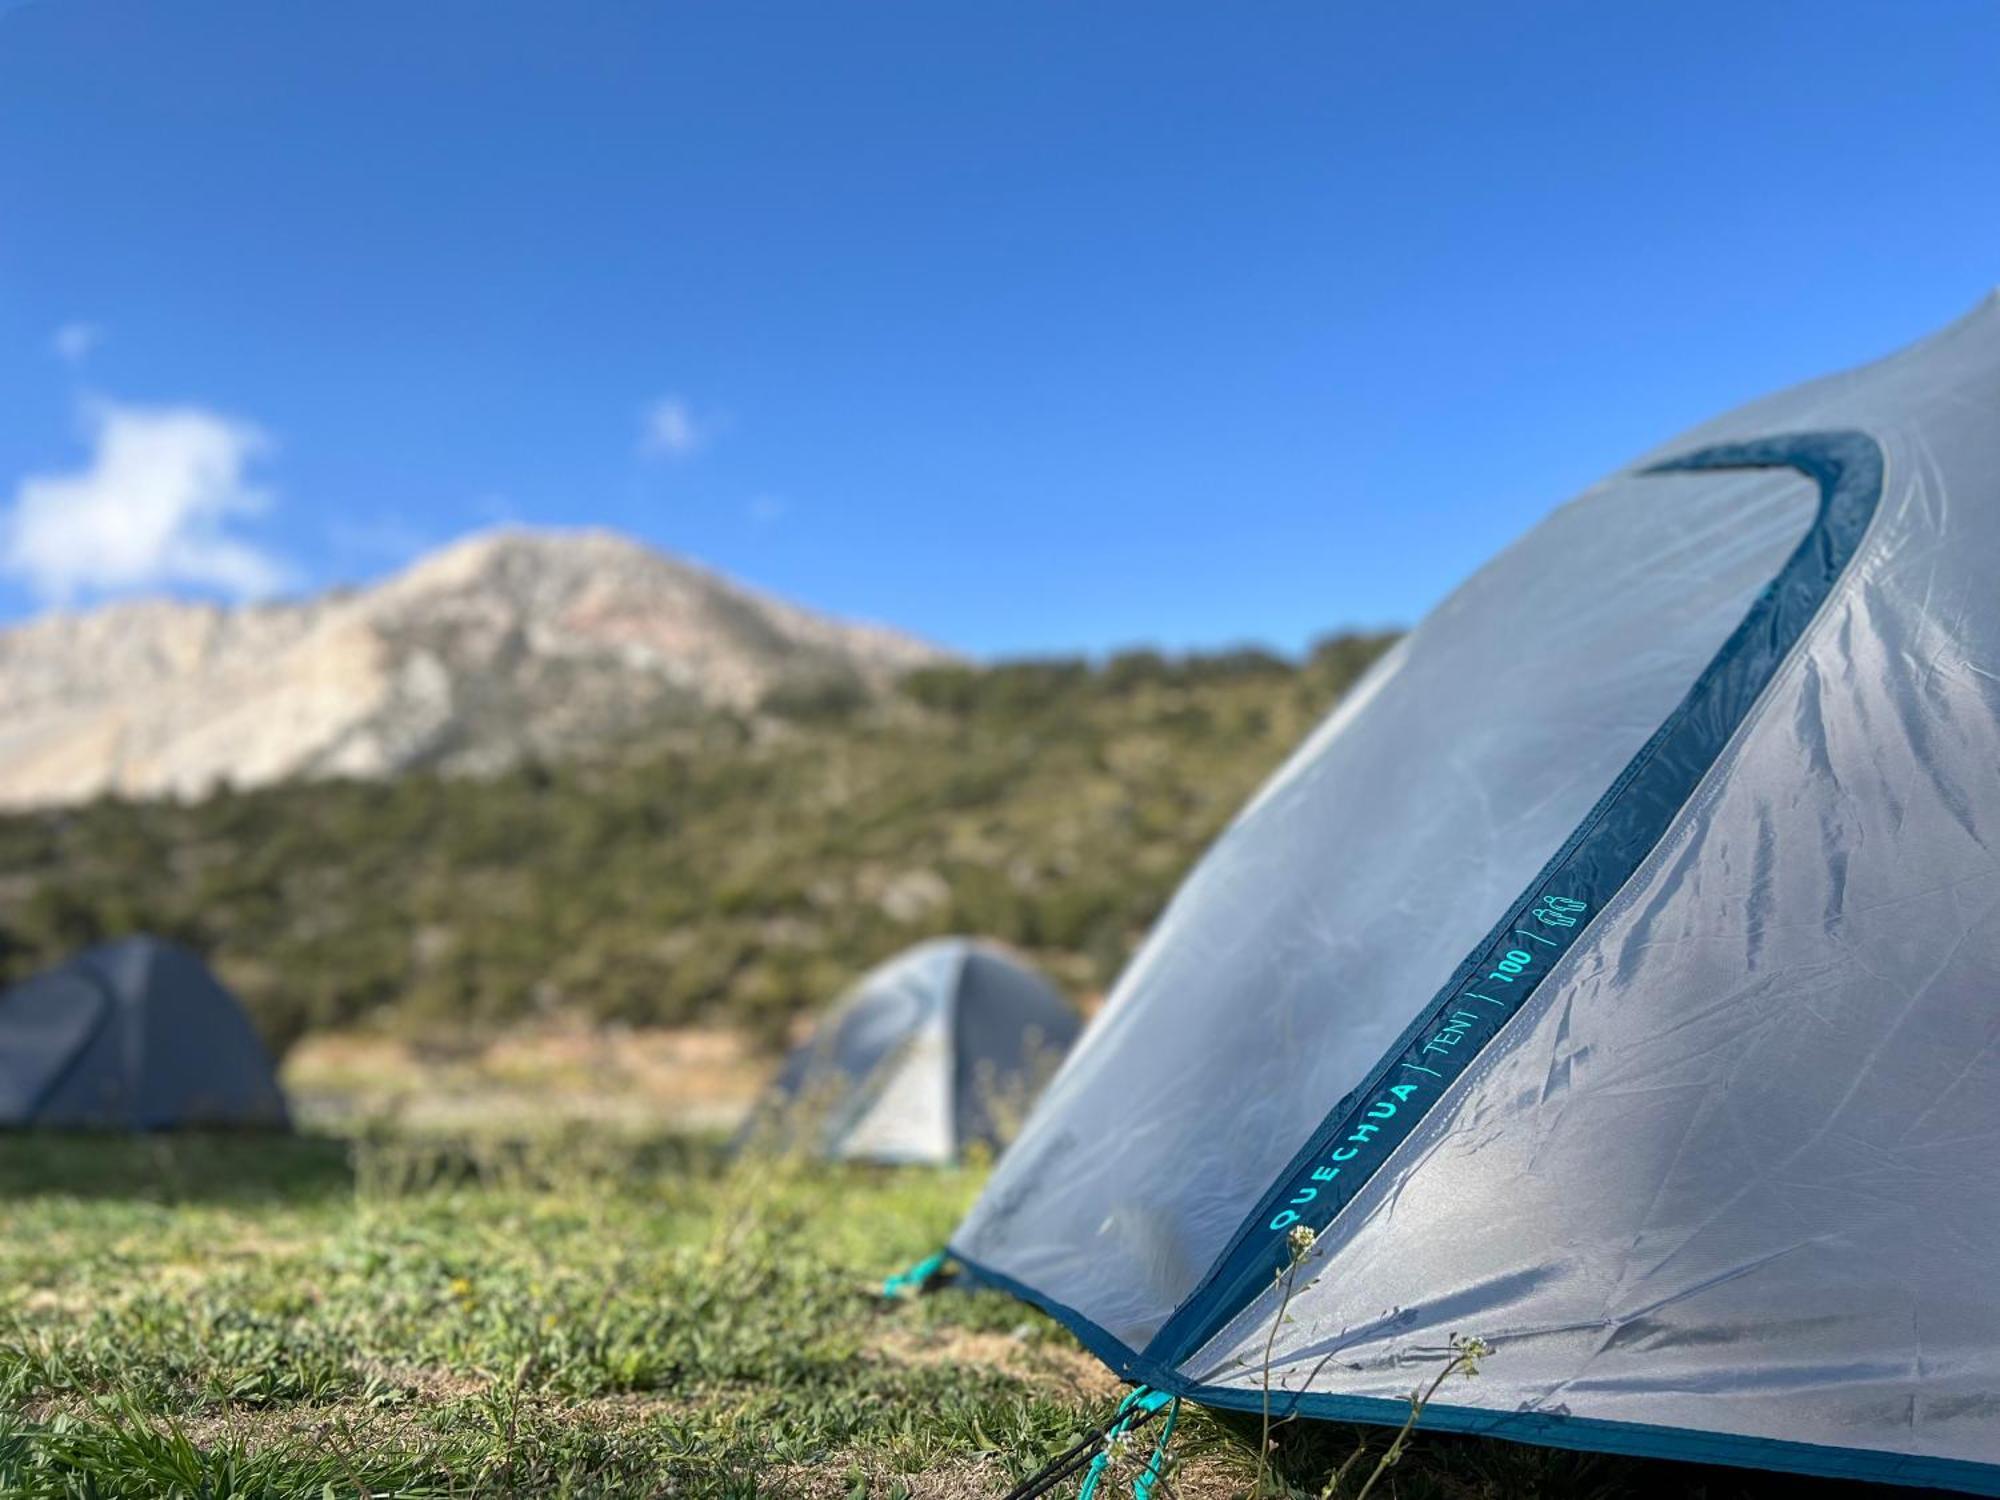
0, 936, 288, 1130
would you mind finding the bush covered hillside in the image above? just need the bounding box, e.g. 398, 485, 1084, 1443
0, 634, 1395, 1055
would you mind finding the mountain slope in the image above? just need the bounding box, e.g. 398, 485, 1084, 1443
0, 636, 1399, 1050
0, 529, 947, 808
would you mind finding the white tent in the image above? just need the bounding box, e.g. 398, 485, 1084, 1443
947, 296, 2000, 1493
745, 937, 1078, 1164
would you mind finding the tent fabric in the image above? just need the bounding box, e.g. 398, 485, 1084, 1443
747, 937, 1079, 1164
948, 295, 2000, 1492
0, 936, 289, 1130
838, 995, 954, 1162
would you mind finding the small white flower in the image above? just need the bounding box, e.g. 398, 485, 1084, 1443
1286, 1223, 1317, 1260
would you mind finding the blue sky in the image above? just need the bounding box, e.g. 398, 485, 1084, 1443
2, 1, 1997, 657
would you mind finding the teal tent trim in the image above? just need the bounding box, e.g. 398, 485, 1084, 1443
1181, 1381, 2000, 1495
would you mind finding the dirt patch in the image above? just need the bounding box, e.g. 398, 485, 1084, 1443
776, 1453, 1017, 1500
352, 1358, 492, 1404
875, 1323, 1121, 1403
10, 1286, 95, 1318
775, 1448, 1250, 1500
853, 1329, 1256, 1498
286, 1022, 774, 1134
17, 1369, 698, 1462
11, 1395, 367, 1456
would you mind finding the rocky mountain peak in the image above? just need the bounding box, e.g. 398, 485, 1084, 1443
0, 528, 948, 808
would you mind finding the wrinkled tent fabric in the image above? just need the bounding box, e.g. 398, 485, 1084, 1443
747, 937, 1079, 1164
0, 936, 289, 1130
949, 296, 2000, 1493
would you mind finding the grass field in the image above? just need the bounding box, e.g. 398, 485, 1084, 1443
0, 1127, 1934, 1499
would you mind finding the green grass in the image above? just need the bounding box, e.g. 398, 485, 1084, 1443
0, 1132, 1930, 1498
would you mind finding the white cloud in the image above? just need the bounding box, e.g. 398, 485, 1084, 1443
3, 399, 291, 602
639, 395, 704, 459
747, 494, 787, 528
51, 322, 104, 365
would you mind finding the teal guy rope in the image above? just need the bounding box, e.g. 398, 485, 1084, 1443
881, 1249, 948, 1299
1131, 1395, 1180, 1500
994, 1394, 1169, 1500
1078, 1388, 1175, 1500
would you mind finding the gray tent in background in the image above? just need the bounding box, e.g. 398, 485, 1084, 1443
745, 937, 1079, 1164
945, 296, 2000, 1492
0, 936, 288, 1130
